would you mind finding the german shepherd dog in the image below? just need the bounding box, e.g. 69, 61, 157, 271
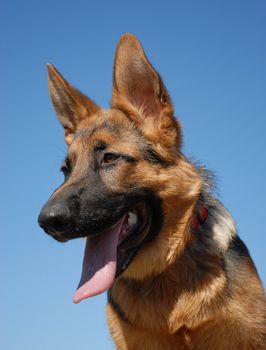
38, 34, 266, 349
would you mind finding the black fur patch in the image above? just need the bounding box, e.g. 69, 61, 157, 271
228, 235, 252, 260
225, 235, 258, 277
107, 291, 129, 323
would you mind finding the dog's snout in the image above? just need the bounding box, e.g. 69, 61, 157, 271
38, 202, 72, 238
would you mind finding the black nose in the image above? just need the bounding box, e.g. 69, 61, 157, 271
38, 202, 72, 238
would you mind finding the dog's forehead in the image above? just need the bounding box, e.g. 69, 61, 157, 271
75, 110, 127, 137
69, 109, 143, 152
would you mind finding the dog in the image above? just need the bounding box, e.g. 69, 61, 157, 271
38, 33, 266, 349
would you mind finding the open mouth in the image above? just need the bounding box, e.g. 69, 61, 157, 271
72, 203, 151, 303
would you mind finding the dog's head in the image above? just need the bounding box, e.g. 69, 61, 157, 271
38, 34, 201, 303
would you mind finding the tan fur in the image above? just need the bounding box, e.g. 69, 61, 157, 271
47, 33, 266, 349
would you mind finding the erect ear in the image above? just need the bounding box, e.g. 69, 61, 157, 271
47, 64, 99, 144
112, 33, 173, 119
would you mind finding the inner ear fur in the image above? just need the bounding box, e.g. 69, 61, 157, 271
112, 33, 181, 152
47, 64, 99, 144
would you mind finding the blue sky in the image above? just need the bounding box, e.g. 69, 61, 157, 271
2, 1, 266, 349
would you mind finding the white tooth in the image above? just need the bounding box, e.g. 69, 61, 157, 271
128, 211, 137, 226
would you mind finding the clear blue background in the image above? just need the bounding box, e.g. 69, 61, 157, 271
2, 1, 265, 349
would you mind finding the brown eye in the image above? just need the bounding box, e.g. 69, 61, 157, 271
102, 153, 121, 164
60, 158, 71, 179
61, 164, 70, 179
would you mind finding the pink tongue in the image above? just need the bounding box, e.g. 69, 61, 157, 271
72, 220, 124, 304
